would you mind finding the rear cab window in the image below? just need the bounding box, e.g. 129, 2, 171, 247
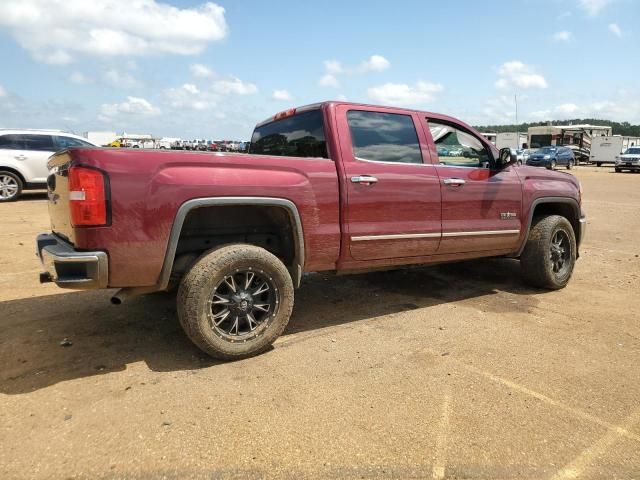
249, 109, 328, 158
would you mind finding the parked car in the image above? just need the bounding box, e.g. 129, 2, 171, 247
437, 146, 449, 157
526, 146, 575, 170
37, 101, 585, 360
615, 147, 640, 173
0, 129, 97, 201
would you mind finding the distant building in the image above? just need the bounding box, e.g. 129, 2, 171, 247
84, 131, 118, 147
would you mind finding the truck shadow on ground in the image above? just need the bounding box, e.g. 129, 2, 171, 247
0, 257, 541, 394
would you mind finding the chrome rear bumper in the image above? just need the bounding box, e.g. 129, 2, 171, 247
36, 233, 108, 289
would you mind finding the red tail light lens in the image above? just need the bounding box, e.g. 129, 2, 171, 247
68, 167, 108, 226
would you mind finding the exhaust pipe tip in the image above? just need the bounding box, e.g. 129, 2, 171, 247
110, 286, 157, 305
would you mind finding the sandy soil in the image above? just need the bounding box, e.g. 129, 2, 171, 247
0, 166, 639, 479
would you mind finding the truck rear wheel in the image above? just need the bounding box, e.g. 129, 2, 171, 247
177, 244, 294, 360
520, 215, 577, 289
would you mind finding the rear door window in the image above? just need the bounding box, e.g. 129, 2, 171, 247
347, 111, 423, 164
0, 134, 25, 150
22, 134, 55, 152
250, 109, 328, 158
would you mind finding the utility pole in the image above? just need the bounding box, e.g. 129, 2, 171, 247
515, 94, 519, 148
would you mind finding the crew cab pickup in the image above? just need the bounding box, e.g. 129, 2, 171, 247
37, 102, 586, 359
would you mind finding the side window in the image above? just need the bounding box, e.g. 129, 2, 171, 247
54, 136, 93, 150
428, 120, 491, 168
347, 111, 423, 164
0, 134, 26, 150
22, 134, 55, 152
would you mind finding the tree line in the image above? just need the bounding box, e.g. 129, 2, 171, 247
474, 119, 640, 137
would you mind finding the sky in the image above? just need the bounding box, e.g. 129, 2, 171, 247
0, 0, 638, 140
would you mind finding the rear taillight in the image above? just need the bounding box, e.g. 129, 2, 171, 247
68, 166, 108, 226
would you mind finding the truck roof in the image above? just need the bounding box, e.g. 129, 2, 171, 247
255, 101, 483, 138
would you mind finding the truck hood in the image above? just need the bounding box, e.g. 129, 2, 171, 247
516, 165, 581, 190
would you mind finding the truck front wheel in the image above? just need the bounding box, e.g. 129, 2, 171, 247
177, 244, 294, 360
520, 215, 577, 289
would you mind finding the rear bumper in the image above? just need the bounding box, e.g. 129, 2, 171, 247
36, 233, 108, 289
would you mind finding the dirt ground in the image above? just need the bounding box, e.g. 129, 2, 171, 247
0, 166, 639, 479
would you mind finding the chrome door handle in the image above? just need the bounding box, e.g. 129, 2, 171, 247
443, 178, 465, 186
351, 175, 378, 184
14, 155, 27, 161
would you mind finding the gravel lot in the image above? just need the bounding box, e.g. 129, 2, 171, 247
1, 166, 639, 479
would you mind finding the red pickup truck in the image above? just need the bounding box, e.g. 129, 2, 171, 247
37, 101, 586, 359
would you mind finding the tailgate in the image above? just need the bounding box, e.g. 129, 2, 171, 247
46, 152, 75, 244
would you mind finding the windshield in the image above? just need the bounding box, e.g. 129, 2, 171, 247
624, 147, 640, 155
539, 147, 557, 154
250, 109, 328, 158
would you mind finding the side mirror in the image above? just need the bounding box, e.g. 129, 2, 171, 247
497, 147, 517, 169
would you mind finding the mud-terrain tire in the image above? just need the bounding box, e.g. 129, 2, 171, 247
0, 171, 23, 202
520, 215, 577, 290
177, 244, 294, 360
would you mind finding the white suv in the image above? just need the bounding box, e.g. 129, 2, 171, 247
0, 129, 97, 201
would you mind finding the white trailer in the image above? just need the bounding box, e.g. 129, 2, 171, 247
496, 132, 528, 150
590, 136, 640, 166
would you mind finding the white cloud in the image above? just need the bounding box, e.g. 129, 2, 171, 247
69, 71, 91, 85
552, 31, 573, 42
336, 94, 348, 101
608, 23, 622, 37
272, 89, 292, 101
367, 81, 443, 106
319, 74, 340, 88
165, 83, 211, 110
211, 77, 258, 95
578, 0, 614, 16
163, 75, 257, 111
0, 84, 6, 98
190, 63, 215, 78
100, 96, 160, 120
555, 103, 580, 115
0, 0, 228, 64
359, 55, 390, 73
40, 50, 74, 65
105, 68, 140, 89
496, 61, 548, 90
324, 60, 343, 75
319, 54, 390, 88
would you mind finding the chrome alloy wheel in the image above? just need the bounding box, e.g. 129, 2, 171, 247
550, 230, 571, 276
0, 174, 19, 200
208, 268, 278, 342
